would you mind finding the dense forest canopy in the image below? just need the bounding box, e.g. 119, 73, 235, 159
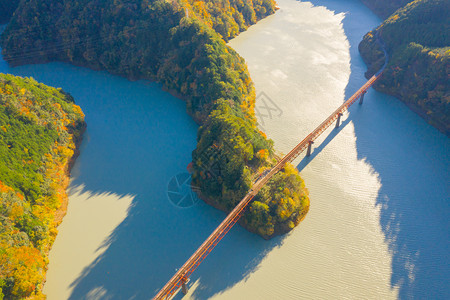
0, 0, 309, 240
185, 0, 277, 41
359, 0, 450, 136
0, 73, 85, 299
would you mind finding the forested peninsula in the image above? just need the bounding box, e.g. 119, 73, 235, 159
0, 74, 85, 299
1, 1, 309, 239
359, 0, 449, 136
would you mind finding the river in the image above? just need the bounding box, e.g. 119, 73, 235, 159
1, 0, 449, 299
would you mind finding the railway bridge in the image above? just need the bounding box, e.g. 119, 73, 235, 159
153, 71, 382, 299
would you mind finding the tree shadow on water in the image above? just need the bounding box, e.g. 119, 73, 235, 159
66, 130, 286, 300
66, 169, 285, 300
63, 106, 285, 300
66, 173, 284, 300
64, 99, 283, 299
350, 88, 450, 299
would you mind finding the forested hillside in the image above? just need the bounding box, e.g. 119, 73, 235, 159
359, 0, 450, 136
1, 0, 309, 241
0, 74, 85, 299
360, 0, 412, 19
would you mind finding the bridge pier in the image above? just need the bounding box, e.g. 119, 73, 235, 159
359, 91, 366, 105
181, 280, 188, 295
306, 141, 314, 157
335, 113, 343, 128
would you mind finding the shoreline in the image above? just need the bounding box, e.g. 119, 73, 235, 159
42, 121, 87, 292
54, 122, 87, 224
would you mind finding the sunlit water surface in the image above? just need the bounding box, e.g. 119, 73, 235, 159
228, 0, 449, 299
0, 0, 448, 299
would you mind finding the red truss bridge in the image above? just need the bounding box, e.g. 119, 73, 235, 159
153, 72, 382, 300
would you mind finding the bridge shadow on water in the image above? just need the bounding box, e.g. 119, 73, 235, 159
296, 117, 352, 172
307, 0, 450, 299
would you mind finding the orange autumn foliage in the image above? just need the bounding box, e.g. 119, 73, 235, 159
0, 74, 85, 298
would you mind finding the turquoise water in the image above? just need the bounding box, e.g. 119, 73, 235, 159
1, 0, 449, 298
